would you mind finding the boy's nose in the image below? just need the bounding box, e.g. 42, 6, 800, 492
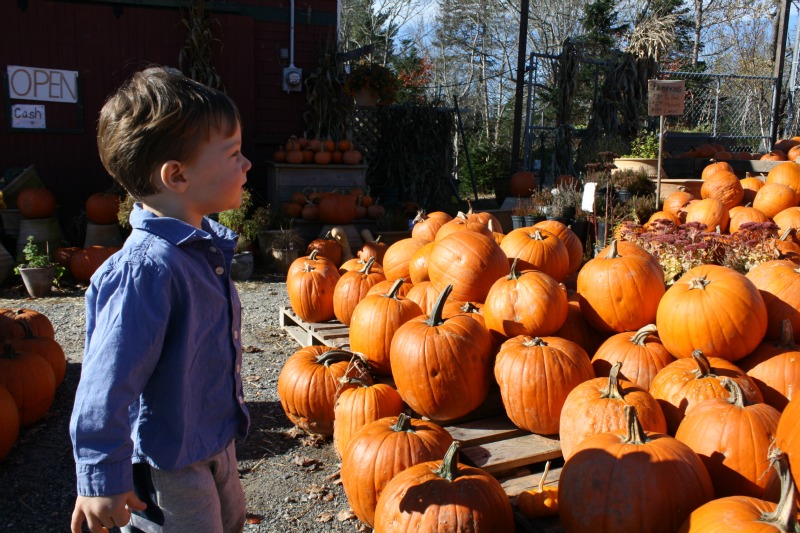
242, 155, 252, 172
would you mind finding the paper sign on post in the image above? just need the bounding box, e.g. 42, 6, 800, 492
581, 182, 596, 212
648, 80, 685, 116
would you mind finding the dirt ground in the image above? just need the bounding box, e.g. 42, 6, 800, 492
0, 266, 364, 533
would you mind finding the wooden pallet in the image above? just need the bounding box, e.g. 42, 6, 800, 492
279, 305, 350, 349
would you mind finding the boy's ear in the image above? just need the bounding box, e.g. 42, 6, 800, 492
158, 161, 189, 193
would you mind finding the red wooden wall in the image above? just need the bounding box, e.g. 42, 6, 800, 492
0, 0, 337, 233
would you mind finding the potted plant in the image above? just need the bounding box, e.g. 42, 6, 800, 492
526, 188, 551, 226
343, 62, 398, 106
613, 168, 657, 202
15, 236, 64, 298
261, 225, 305, 274
612, 131, 667, 178
546, 185, 581, 224
217, 190, 271, 281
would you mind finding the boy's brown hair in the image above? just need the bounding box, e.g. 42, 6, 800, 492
97, 66, 240, 198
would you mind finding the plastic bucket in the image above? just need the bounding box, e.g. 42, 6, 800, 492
84, 222, 123, 248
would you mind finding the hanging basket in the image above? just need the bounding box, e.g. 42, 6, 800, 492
353, 88, 378, 107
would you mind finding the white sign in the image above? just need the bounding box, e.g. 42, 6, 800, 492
648, 80, 685, 116
581, 182, 596, 212
7, 65, 78, 103
11, 104, 46, 129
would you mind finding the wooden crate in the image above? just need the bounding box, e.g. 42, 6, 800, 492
279, 305, 350, 349
266, 162, 367, 206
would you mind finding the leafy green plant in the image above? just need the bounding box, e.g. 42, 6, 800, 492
14, 236, 65, 282
217, 190, 272, 252
622, 131, 660, 158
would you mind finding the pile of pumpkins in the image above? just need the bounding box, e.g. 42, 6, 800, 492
54, 192, 121, 283
277, 203, 800, 531
281, 188, 385, 224
273, 135, 363, 166
0, 308, 66, 461
676, 136, 800, 161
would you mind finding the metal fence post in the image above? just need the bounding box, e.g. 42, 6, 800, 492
713, 77, 721, 137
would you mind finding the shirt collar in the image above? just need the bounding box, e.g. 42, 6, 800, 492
130, 203, 238, 250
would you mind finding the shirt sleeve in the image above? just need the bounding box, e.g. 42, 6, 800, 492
70, 260, 172, 496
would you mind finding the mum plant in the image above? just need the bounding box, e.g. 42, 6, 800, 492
343, 62, 398, 104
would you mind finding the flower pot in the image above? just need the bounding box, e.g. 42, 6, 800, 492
230, 252, 254, 281
570, 219, 589, 247
616, 189, 633, 202
524, 215, 545, 227
353, 88, 378, 107
612, 158, 667, 178
511, 215, 525, 230
272, 248, 299, 274
18, 265, 55, 298
85, 222, 123, 248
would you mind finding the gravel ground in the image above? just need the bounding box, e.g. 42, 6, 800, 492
0, 266, 363, 533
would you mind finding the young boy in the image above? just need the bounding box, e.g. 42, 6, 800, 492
70, 66, 252, 533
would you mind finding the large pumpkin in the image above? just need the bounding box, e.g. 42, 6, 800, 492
332, 257, 386, 326
533, 219, 584, 274
340, 413, 453, 528
286, 250, 340, 323
773, 396, 800, 508
559, 362, 667, 460
745, 259, 800, 342
381, 238, 425, 282
591, 324, 675, 391
684, 197, 730, 232
700, 170, 744, 211
754, 182, 798, 219
426, 231, 508, 303
0, 344, 56, 425
0, 384, 20, 460
85, 192, 121, 225
494, 335, 594, 434
559, 405, 714, 533
349, 278, 422, 376
69, 246, 116, 283
0, 308, 55, 339
390, 285, 493, 421
410, 211, 452, 243
649, 350, 764, 434
674, 378, 781, 498
767, 161, 800, 203
482, 258, 568, 338
509, 170, 536, 196
657, 264, 767, 361
17, 187, 57, 219
317, 193, 356, 224
276, 346, 352, 435
332, 376, 404, 458
577, 240, 665, 333
499, 227, 570, 282
738, 320, 800, 411
372, 441, 515, 532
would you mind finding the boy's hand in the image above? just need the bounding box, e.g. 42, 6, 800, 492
71, 492, 146, 533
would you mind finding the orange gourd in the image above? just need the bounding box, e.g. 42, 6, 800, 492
499, 227, 570, 282
738, 320, 800, 411
332, 257, 386, 326
0, 385, 19, 460
591, 323, 675, 391
517, 460, 559, 518
333, 375, 404, 458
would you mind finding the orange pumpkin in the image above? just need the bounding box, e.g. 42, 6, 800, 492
85, 192, 121, 225
674, 378, 781, 498
740, 173, 766, 204
285, 250, 340, 323
559, 405, 714, 533
517, 460, 559, 518
427, 231, 508, 303
0, 343, 56, 425
729, 206, 770, 233
349, 278, 422, 375
700, 171, 744, 210
0, 385, 19, 460
767, 161, 800, 203
656, 264, 767, 361
373, 441, 515, 531
684, 197, 730, 232
559, 362, 667, 460
509, 170, 537, 196
410, 210, 451, 242
533, 219, 583, 274
701, 160, 734, 180
381, 237, 425, 281
591, 323, 675, 391
738, 319, 800, 411
333, 376, 404, 458
276, 347, 352, 435
0, 308, 55, 340
340, 413, 453, 528
499, 227, 570, 282
577, 240, 665, 333
17, 188, 57, 219
332, 257, 386, 326
745, 259, 800, 342
69, 246, 115, 283
649, 350, 764, 434
754, 182, 798, 218
494, 334, 594, 434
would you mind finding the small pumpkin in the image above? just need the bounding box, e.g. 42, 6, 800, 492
0, 343, 56, 425
17, 187, 57, 219
591, 324, 675, 391
85, 192, 121, 225
517, 460, 559, 518
333, 375, 404, 458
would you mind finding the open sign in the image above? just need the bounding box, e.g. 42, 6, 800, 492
7, 65, 78, 103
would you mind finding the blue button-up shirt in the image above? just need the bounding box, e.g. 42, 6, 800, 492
70, 204, 250, 497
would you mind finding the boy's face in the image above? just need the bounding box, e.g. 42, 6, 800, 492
180, 122, 251, 219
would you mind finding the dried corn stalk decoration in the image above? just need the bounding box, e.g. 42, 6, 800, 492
179, 0, 224, 90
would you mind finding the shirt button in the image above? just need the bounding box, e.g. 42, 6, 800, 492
215, 266, 225, 275
238, 395, 244, 404
209, 246, 218, 253
233, 331, 239, 340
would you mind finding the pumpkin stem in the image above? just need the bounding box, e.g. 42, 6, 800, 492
359, 256, 376, 274
720, 377, 747, 408
390, 412, 414, 433
532, 229, 545, 241
690, 350, 715, 378
413, 210, 425, 224
460, 301, 480, 314
374, 235, 382, 244
600, 362, 625, 400
604, 240, 619, 259
687, 275, 711, 290
337, 376, 371, 388
621, 405, 648, 445
384, 278, 406, 299
466, 200, 474, 215
507, 257, 521, 280
308, 249, 319, 260
425, 285, 453, 327
315, 349, 355, 367
456, 211, 468, 220
523, 337, 548, 348
762, 447, 799, 530
779, 227, 795, 242
432, 440, 462, 482
629, 324, 657, 346
1, 342, 18, 360
537, 460, 551, 492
